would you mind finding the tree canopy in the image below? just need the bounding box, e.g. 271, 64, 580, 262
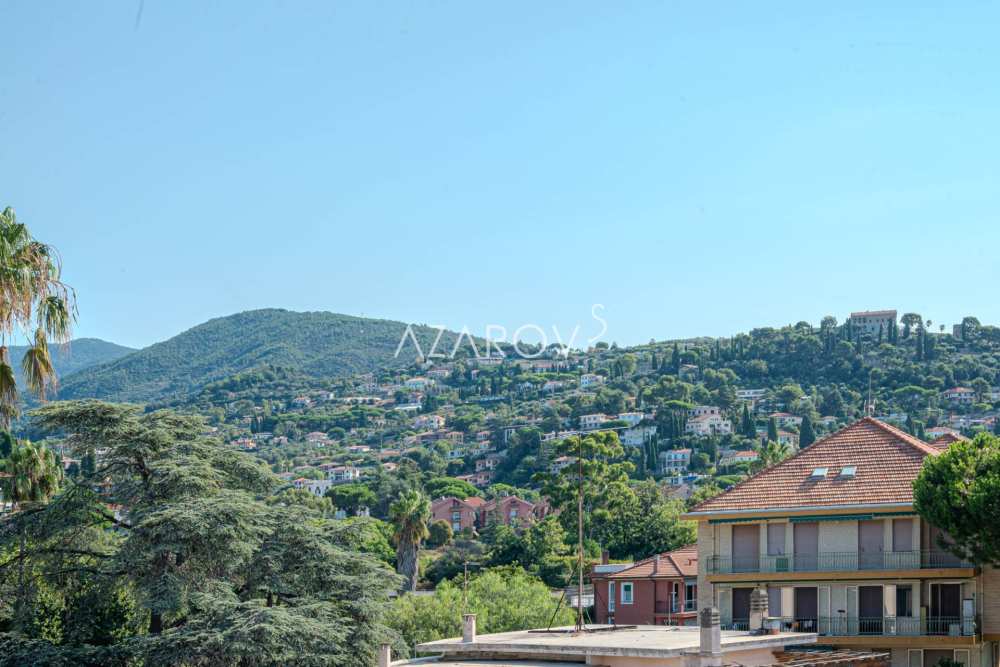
0, 401, 401, 666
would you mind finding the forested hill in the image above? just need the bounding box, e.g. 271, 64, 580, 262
56, 309, 479, 403
10, 338, 135, 388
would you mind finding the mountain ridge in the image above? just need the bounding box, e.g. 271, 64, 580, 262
57, 309, 479, 403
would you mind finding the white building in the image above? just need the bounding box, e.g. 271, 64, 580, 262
848, 309, 897, 337
686, 413, 732, 437
579, 373, 605, 389
943, 387, 976, 405
659, 448, 692, 474
621, 425, 656, 447
580, 413, 608, 430
616, 412, 645, 427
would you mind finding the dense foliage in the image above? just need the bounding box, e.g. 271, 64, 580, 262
913, 432, 1000, 565
0, 401, 401, 666
387, 567, 574, 653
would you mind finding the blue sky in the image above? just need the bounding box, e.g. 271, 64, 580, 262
2, 1, 999, 349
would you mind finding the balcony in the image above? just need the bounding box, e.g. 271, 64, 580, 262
758, 616, 976, 638
707, 550, 973, 575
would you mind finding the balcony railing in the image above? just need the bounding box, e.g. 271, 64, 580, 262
707, 550, 973, 575
723, 616, 975, 637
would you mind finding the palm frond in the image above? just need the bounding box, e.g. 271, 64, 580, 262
0, 347, 19, 421
22, 328, 57, 400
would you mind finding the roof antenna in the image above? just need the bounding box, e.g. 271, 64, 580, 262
864, 374, 875, 417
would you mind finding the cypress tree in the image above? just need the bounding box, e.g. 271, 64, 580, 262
800, 414, 816, 447
741, 403, 756, 438
767, 417, 779, 443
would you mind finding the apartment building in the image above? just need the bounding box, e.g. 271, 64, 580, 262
684, 417, 996, 667
659, 448, 692, 474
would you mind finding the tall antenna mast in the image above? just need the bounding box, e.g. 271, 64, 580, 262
865, 373, 875, 417
576, 437, 584, 633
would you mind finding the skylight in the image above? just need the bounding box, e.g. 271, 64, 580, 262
810, 467, 828, 479
840, 466, 857, 478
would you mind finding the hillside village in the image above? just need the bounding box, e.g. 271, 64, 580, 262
10, 300, 1000, 666
139, 309, 1000, 520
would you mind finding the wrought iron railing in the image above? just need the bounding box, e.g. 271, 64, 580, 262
733, 616, 975, 637
707, 550, 973, 574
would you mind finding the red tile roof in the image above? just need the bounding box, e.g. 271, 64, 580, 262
688, 417, 938, 514
606, 544, 698, 579
929, 432, 967, 449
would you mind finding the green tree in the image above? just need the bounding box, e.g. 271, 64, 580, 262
389, 490, 431, 592
767, 417, 779, 443
424, 476, 479, 500
387, 567, 574, 653
799, 414, 816, 447
426, 520, 453, 549
751, 440, 791, 474
1, 401, 400, 665
0, 441, 62, 632
0, 207, 76, 427
913, 432, 1000, 565
533, 432, 635, 550
327, 483, 377, 516
740, 403, 756, 438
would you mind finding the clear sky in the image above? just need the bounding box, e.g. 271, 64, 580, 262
3, 1, 1000, 350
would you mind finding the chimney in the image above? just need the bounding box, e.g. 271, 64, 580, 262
378, 644, 391, 667
749, 587, 769, 633
601, 550, 609, 565
653, 554, 660, 574
462, 614, 477, 643
699, 607, 722, 667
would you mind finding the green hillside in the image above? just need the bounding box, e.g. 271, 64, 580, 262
9, 337, 135, 389
56, 309, 480, 403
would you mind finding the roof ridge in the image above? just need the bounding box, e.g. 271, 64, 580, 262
861, 416, 939, 456
687, 417, 935, 513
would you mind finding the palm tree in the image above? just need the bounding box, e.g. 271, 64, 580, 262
0, 207, 76, 427
0, 440, 62, 510
1, 440, 62, 630
389, 489, 430, 592
751, 440, 792, 474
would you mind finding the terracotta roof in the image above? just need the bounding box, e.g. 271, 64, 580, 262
929, 432, 968, 449
688, 417, 939, 514
605, 544, 698, 579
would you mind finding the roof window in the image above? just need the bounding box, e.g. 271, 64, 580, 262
839, 466, 857, 478
809, 467, 828, 479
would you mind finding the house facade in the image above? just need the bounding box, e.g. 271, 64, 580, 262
686, 413, 732, 437
849, 310, 898, 337
430, 495, 543, 533
592, 545, 699, 626
684, 417, 997, 667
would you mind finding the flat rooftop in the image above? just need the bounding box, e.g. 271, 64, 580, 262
416, 625, 817, 662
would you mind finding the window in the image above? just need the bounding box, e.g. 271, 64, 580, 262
686, 582, 697, 609
896, 585, 913, 617
810, 467, 828, 479
839, 465, 857, 478
608, 582, 615, 612
621, 582, 634, 605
